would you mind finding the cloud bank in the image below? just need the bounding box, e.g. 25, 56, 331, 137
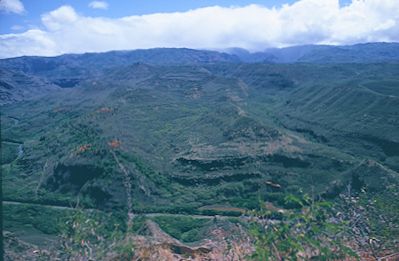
0, 0, 25, 14
1, 0, 399, 58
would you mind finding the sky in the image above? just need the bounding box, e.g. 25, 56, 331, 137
0, 0, 398, 58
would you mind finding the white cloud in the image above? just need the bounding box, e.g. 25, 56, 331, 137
1, 0, 399, 58
0, 0, 25, 14
89, 1, 108, 10
0, 29, 57, 57
41, 5, 78, 31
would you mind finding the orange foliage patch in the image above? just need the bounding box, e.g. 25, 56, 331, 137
76, 144, 91, 153
108, 139, 121, 149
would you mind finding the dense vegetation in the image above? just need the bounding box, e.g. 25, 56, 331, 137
250, 194, 357, 260
1, 44, 399, 259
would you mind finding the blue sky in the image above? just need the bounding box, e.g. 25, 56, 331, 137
0, 0, 397, 58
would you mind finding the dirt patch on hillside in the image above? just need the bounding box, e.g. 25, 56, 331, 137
127, 220, 254, 261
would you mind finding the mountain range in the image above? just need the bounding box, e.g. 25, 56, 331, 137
1, 42, 399, 259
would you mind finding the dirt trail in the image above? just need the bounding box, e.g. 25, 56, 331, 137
2, 200, 243, 220
2, 200, 73, 211
110, 150, 134, 231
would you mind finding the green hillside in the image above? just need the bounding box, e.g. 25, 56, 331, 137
1, 46, 399, 259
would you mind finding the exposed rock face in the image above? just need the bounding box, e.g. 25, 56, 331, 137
128, 220, 253, 261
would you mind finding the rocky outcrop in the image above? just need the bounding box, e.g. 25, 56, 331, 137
128, 220, 253, 261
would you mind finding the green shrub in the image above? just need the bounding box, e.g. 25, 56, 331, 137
250, 194, 358, 260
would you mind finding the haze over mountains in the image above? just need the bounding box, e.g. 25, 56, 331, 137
227, 42, 399, 63
1, 42, 399, 259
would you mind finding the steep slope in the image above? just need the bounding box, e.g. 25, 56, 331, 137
0, 68, 60, 105
3, 62, 398, 214
275, 64, 399, 172
2, 52, 399, 259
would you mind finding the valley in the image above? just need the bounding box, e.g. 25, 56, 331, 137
1, 44, 399, 260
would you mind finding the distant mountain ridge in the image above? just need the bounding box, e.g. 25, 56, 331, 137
0, 42, 398, 104
1, 42, 399, 70
226, 42, 399, 63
